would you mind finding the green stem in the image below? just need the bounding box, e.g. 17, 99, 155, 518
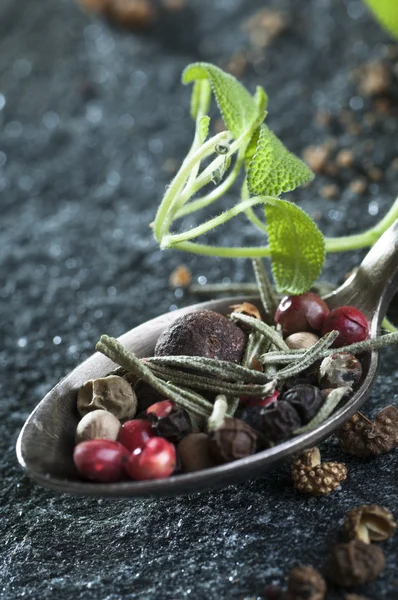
207, 395, 228, 431
230, 312, 289, 351
169, 241, 272, 258
153, 130, 231, 241
175, 154, 244, 219
163, 196, 270, 248
251, 258, 278, 317
244, 206, 269, 235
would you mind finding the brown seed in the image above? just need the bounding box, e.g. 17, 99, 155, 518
357, 61, 391, 97
291, 447, 347, 496
229, 301, 262, 322
208, 417, 257, 463
336, 149, 354, 168
302, 145, 330, 173
285, 332, 319, 350
77, 375, 137, 420
343, 505, 397, 544
154, 310, 247, 364
169, 264, 192, 288
178, 433, 217, 472
286, 565, 326, 600
106, 0, 157, 28
349, 178, 367, 195
327, 539, 385, 588
320, 183, 339, 200
339, 407, 398, 457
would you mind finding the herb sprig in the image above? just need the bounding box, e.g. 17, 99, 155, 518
153, 62, 398, 295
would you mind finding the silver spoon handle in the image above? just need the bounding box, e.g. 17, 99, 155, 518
325, 219, 398, 325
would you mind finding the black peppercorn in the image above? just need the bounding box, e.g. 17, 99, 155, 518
154, 310, 247, 364
150, 406, 192, 443
282, 384, 324, 424
208, 417, 257, 463
241, 401, 301, 444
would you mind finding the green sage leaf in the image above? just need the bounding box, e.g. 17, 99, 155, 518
247, 125, 314, 196
183, 62, 259, 138
363, 0, 398, 38
198, 115, 210, 144
264, 198, 325, 294
190, 80, 211, 120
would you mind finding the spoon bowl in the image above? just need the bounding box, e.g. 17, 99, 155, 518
16, 221, 398, 497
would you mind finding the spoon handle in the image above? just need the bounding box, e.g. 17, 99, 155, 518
325, 219, 398, 326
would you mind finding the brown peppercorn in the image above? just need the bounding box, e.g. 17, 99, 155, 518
338, 412, 373, 457
154, 310, 247, 364
327, 539, 385, 588
285, 565, 326, 600
208, 417, 257, 463
229, 301, 262, 322
178, 433, 218, 472
285, 332, 319, 350
343, 505, 396, 544
318, 353, 362, 390
77, 375, 137, 420
339, 406, 398, 457
291, 447, 347, 495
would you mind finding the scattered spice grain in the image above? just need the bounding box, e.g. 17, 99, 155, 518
343, 505, 396, 544
291, 447, 347, 495
327, 539, 385, 587
285, 565, 326, 600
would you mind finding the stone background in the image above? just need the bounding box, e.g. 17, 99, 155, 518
1, 0, 398, 598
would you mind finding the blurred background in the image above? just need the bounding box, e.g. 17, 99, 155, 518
1, 1, 398, 599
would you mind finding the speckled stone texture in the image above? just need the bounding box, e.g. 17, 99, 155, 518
1, 0, 398, 598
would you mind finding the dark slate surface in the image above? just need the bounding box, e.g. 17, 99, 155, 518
1, 0, 398, 598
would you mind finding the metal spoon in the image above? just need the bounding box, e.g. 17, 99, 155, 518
16, 220, 398, 497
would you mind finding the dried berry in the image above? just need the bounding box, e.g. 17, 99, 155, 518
343, 504, 396, 544
73, 440, 130, 483
241, 401, 301, 444
229, 301, 262, 323
285, 565, 326, 600
239, 390, 279, 409
319, 353, 362, 390
146, 400, 174, 418
292, 447, 347, 495
151, 406, 192, 443
285, 332, 320, 350
339, 406, 398, 457
178, 433, 218, 472
75, 409, 121, 444
282, 384, 324, 424
327, 539, 385, 587
208, 417, 257, 463
77, 375, 137, 420
321, 306, 369, 348
118, 419, 154, 452
154, 310, 247, 364
338, 412, 373, 457
126, 437, 176, 480
275, 292, 330, 336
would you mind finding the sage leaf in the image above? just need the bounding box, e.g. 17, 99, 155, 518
183, 62, 260, 138
247, 124, 314, 196
264, 197, 325, 294
363, 0, 398, 38
198, 115, 210, 144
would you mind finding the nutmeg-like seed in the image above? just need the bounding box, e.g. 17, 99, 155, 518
178, 433, 218, 472
286, 564, 326, 600
285, 332, 319, 350
75, 409, 121, 443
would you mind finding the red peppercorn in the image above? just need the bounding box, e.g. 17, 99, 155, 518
239, 390, 279, 409
146, 400, 174, 418
127, 437, 176, 480
321, 306, 369, 347
118, 419, 154, 452
275, 292, 330, 336
73, 439, 130, 483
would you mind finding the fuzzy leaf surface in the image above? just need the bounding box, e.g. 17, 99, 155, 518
264, 198, 325, 294
183, 63, 259, 138
363, 0, 398, 38
247, 125, 314, 196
